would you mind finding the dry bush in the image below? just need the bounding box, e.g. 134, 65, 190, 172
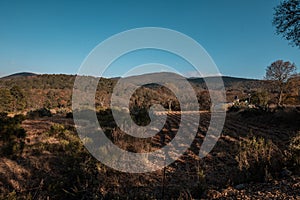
236, 135, 284, 183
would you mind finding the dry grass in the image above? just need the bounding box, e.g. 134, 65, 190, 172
0, 108, 300, 199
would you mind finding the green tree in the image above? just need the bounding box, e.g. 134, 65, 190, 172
265, 60, 297, 105
10, 85, 26, 112
0, 114, 26, 156
251, 90, 269, 108
0, 88, 13, 112
273, 0, 300, 47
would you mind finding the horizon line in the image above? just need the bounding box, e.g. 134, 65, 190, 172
0, 71, 261, 80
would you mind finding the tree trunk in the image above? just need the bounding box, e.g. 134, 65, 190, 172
278, 81, 285, 106
278, 89, 283, 106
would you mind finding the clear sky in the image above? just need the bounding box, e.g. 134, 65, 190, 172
0, 0, 299, 79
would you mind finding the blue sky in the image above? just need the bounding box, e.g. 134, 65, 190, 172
0, 0, 299, 79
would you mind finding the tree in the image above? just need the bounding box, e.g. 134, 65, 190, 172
273, 0, 300, 47
251, 90, 270, 108
10, 85, 26, 112
265, 60, 297, 105
0, 89, 13, 112
0, 113, 26, 156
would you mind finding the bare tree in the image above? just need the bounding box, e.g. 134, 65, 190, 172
273, 0, 300, 48
265, 60, 297, 105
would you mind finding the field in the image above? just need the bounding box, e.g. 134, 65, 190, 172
1, 107, 299, 199
0, 74, 300, 199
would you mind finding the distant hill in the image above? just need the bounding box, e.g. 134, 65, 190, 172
0, 71, 258, 83
190, 76, 258, 83
188, 76, 258, 82
0, 72, 298, 113
0, 72, 269, 93
120, 72, 261, 88
1, 72, 38, 79
188, 76, 269, 91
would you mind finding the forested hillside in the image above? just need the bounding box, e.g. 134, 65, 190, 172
0, 73, 299, 113
0, 74, 115, 112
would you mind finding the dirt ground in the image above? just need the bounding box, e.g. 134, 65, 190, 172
0, 109, 300, 199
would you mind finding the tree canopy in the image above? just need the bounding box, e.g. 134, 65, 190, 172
273, 0, 300, 47
265, 60, 297, 105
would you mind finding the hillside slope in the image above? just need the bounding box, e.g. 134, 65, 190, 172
1, 72, 37, 80
0, 72, 299, 113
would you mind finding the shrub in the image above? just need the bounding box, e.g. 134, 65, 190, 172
251, 90, 269, 107
27, 108, 52, 119
228, 105, 241, 112
235, 135, 283, 183
48, 123, 68, 137
0, 113, 26, 156
289, 131, 300, 166
129, 106, 151, 126
66, 112, 73, 119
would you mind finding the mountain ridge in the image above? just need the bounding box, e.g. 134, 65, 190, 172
1, 72, 38, 79
0, 71, 260, 82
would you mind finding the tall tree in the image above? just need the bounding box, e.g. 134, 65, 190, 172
273, 0, 300, 48
265, 60, 297, 105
